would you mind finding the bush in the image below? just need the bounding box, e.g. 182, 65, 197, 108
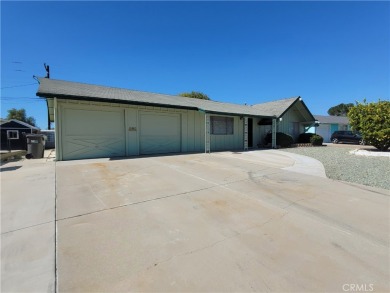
265, 132, 294, 148
298, 133, 316, 143
310, 134, 323, 146
348, 100, 390, 151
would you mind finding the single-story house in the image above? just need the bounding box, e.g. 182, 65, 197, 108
314, 115, 350, 143
0, 119, 39, 150
36, 78, 317, 161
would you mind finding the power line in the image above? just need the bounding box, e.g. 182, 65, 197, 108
1, 100, 44, 104
1, 82, 38, 89
0, 96, 42, 100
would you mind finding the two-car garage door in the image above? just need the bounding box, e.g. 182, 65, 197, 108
61, 106, 181, 160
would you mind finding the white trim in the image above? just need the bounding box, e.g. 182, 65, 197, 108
7, 130, 19, 140
0, 119, 39, 130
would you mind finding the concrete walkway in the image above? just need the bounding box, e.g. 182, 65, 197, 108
249, 149, 327, 178
1, 154, 56, 292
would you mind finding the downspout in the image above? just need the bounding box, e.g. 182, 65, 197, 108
46, 99, 51, 130
205, 112, 210, 153
272, 118, 277, 148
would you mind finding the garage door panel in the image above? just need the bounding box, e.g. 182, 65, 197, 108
63, 137, 125, 159
63, 109, 124, 136
139, 112, 181, 155
62, 108, 125, 160
141, 115, 180, 136
140, 136, 180, 154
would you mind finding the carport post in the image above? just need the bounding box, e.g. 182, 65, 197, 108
205, 113, 211, 153
272, 118, 277, 149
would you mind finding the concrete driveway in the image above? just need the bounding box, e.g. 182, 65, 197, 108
54, 151, 389, 292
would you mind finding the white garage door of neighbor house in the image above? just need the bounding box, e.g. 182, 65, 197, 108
62, 107, 126, 160
316, 125, 331, 143
139, 112, 181, 155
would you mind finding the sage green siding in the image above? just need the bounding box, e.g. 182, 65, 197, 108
276, 104, 308, 141
210, 115, 244, 151
126, 108, 138, 156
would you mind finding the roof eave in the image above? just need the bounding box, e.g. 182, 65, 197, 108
37, 92, 276, 119
278, 96, 316, 121
204, 110, 274, 118
36, 92, 200, 112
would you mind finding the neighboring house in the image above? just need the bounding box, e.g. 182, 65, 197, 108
314, 115, 350, 143
36, 78, 316, 161
0, 119, 39, 150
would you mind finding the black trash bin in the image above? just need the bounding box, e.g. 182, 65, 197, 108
26, 134, 46, 159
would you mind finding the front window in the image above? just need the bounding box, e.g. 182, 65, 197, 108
7, 130, 19, 139
211, 116, 234, 135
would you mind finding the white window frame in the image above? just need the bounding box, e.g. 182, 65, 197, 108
7, 130, 19, 140
211, 116, 234, 135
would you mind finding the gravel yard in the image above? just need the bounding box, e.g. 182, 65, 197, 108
279, 145, 390, 190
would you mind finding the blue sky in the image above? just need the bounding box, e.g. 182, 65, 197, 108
1, 1, 389, 129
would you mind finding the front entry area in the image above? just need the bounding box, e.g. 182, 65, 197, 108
248, 118, 253, 148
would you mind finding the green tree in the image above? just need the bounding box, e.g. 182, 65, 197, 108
6, 108, 36, 126
179, 91, 210, 100
348, 100, 390, 151
327, 103, 354, 116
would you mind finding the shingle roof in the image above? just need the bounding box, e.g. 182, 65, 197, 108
252, 97, 299, 117
36, 78, 316, 123
36, 78, 275, 118
314, 115, 349, 124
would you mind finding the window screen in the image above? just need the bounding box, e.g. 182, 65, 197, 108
211, 116, 234, 135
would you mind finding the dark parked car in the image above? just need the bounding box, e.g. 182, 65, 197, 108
330, 131, 365, 145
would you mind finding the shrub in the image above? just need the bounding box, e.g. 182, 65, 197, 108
348, 100, 390, 151
298, 133, 316, 143
265, 132, 294, 148
310, 134, 323, 146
